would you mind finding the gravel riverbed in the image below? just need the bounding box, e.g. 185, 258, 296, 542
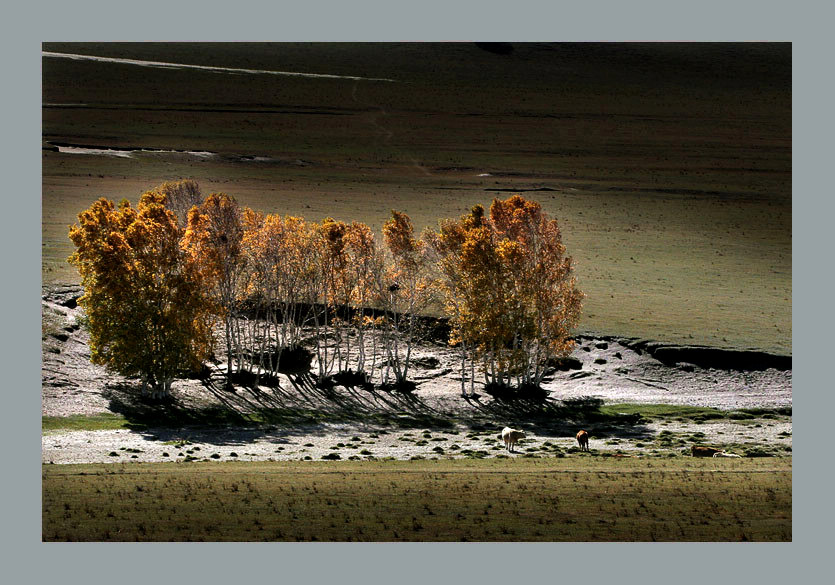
42, 286, 792, 464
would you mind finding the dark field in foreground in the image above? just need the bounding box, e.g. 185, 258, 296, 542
42, 43, 791, 354
43, 458, 791, 541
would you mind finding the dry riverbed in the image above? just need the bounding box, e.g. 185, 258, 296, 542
42, 285, 792, 464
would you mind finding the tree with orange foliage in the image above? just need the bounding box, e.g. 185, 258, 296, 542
489, 194, 583, 386
344, 221, 383, 376
424, 204, 487, 396
182, 193, 246, 388
381, 210, 435, 387
68, 189, 214, 399
321, 217, 351, 374
428, 195, 583, 393
240, 212, 320, 381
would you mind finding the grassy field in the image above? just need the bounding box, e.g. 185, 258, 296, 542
41, 43, 791, 353
42, 458, 791, 541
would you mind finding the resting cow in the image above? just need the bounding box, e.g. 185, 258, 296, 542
576, 429, 589, 452
713, 452, 741, 458
501, 427, 526, 452
691, 445, 722, 457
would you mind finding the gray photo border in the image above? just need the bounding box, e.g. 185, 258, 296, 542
10, 0, 821, 583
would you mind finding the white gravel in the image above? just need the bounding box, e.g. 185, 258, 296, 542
42, 289, 792, 465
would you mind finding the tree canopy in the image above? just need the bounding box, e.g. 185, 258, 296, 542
68, 189, 214, 397
427, 195, 583, 390
70, 185, 582, 400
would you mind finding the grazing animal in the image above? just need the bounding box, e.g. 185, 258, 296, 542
691, 445, 722, 457
713, 452, 741, 458
501, 427, 526, 452
576, 429, 589, 451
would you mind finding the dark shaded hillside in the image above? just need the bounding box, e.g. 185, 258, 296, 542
41, 43, 791, 354
42, 42, 790, 115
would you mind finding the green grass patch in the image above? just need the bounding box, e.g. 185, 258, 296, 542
599, 404, 725, 421
737, 407, 793, 418
599, 403, 791, 423
42, 413, 138, 432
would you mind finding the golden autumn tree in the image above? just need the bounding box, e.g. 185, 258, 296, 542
489, 194, 583, 386
344, 221, 384, 377
68, 190, 214, 399
240, 212, 321, 381
321, 217, 351, 374
182, 193, 246, 388
428, 195, 583, 393
241, 211, 287, 377
424, 204, 496, 395
381, 210, 436, 387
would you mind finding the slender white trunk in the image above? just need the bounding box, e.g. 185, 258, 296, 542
225, 313, 233, 384
356, 309, 366, 373
460, 343, 466, 396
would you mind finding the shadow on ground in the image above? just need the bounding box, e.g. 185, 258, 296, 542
462, 395, 654, 439
103, 375, 654, 444
102, 376, 454, 435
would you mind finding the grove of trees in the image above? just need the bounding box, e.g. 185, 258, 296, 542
69, 180, 583, 399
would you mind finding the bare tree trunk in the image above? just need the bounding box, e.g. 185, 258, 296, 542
225, 313, 234, 387
232, 316, 244, 374
460, 343, 466, 396
371, 322, 380, 384
356, 309, 365, 374
401, 308, 415, 383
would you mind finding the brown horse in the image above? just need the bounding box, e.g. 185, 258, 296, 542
576, 430, 589, 451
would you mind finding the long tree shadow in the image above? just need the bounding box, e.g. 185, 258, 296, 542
102, 382, 252, 429
103, 375, 654, 442
462, 395, 655, 439
205, 371, 456, 430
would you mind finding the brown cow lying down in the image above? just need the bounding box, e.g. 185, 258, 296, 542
691, 445, 722, 457
501, 427, 526, 452
576, 429, 589, 451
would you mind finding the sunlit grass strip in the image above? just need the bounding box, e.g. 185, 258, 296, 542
599, 403, 791, 420
42, 414, 135, 432
599, 403, 725, 419
43, 458, 791, 542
